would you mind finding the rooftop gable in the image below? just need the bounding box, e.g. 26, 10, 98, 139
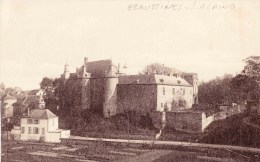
24, 109, 57, 119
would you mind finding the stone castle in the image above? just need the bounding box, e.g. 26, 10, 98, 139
59, 57, 198, 118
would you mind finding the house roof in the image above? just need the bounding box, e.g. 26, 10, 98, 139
22, 95, 40, 106
24, 109, 57, 119
4, 94, 17, 100
118, 74, 191, 86
27, 89, 44, 95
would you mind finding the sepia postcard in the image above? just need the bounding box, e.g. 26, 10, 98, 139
1, 0, 260, 161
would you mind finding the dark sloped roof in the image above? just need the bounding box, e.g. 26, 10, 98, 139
4, 94, 17, 100
25, 109, 57, 119
118, 74, 191, 86
22, 95, 40, 106
86, 59, 118, 77
28, 89, 43, 95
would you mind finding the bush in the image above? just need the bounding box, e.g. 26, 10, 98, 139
179, 99, 187, 107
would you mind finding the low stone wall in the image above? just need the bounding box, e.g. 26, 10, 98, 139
165, 111, 204, 133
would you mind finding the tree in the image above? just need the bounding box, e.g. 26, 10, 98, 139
40, 77, 53, 90
230, 56, 260, 101
178, 98, 187, 107
140, 63, 181, 75
230, 74, 260, 101
242, 56, 260, 79
198, 56, 260, 107
39, 77, 61, 114
198, 74, 235, 106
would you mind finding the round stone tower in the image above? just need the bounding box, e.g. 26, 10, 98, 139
103, 63, 119, 118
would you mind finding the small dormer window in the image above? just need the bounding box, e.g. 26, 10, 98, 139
160, 79, 164, 83
34, 119, 39, 124
27, 119, 33, 124
177, 80, 181, 84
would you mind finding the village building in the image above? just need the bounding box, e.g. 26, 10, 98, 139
21, 89, 46, 115
1, 94, 17, 118
117, 74, 195, 115
11, 98, 70, 143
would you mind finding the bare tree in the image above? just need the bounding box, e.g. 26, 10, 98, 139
139, 63, 181, 75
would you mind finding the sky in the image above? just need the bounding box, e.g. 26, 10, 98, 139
0, 0, 259, 90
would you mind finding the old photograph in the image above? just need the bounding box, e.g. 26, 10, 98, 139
1, 0, 260, 161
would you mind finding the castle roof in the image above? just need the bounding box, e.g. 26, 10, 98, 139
118, 74, 191, 86
86, 59, 118, 77
24, 109, 57, 119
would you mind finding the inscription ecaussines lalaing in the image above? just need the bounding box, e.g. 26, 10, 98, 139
128, 1, 236, 11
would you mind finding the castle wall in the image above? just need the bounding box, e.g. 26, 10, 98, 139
166, 111, 203, 133
117, 84, 157, 115
89, 78, 106, 113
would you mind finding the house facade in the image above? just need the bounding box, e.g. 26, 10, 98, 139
2, 94, 17, 118
117, 74, 194, 115
19, 108, 70, 143
11, 97, 70, 143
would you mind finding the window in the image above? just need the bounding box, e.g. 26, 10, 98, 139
28, 127, 31, 134
33, 127, 39, 134
42, 128, 45, 135
52, 119, 54, 125
161, 103, 163, 108
21, 127, 25, 134
163, 87, 165, 95
183, 89, 185, 95
172, 88, 175, 95
190, 90, 192, 95
27, 119, 33, 124
34, 119, 39, 124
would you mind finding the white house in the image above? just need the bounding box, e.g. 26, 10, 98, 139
19, 108, 70, 143
2, 94, 17, 118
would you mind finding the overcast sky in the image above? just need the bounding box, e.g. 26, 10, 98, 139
0, 0, 259, 90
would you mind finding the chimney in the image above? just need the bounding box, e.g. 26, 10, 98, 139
118, 63, 120, 74
84, 57, 88, 65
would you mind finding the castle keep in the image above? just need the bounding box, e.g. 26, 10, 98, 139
59, 58, 198, 118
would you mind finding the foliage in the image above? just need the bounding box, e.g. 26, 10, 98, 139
40, 77, 53, 89
171, 100, 178, 109
198, 74, 235, 106
178, 98, 187, 107
230, 74, 260, 101
242, 56, 260, 78
198, 56, 260, 106
39, 77, 61, 114
139, 63, 180, 75
198, 114, 244, 145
